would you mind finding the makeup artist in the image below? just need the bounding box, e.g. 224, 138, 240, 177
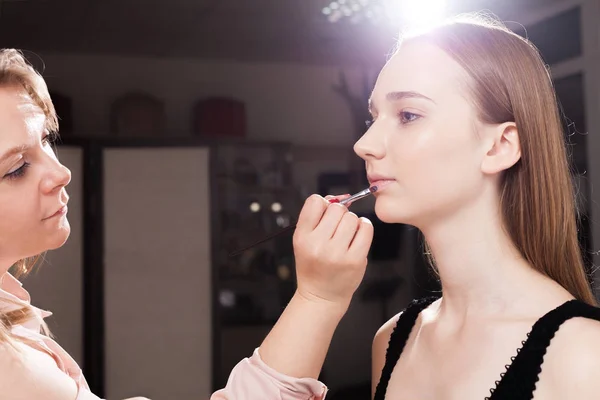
0, 46, 369, 400
0, 49, 149, 400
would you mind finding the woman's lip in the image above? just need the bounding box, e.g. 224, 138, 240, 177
45, 205, 68, 220
369, 179, 395, 190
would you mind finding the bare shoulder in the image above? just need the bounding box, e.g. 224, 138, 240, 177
373, 297, 439, 357
539, 313, 600, 399
0, 340, 78, 399
371, 311, 402, 397
373, 312, 402, 352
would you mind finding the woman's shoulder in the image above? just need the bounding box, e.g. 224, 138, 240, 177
0, 339, 78, 400
533, 300, 600, 399
373, 313, 401, 353
372, 296, 440, 349
371, 296, 440, 393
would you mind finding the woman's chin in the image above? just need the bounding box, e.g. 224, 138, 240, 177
374, 198, 410, 224
47, 225, 71, 250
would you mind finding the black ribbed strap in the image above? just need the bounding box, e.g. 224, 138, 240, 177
373, 296, 439, 400
488, 300, 600, 400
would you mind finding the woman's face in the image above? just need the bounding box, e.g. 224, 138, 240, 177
354, 40, 490, 227
0, 86, 71, 266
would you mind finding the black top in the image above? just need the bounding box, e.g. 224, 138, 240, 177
374, 296, 600, 400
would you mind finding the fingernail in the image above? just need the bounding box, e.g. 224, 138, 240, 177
329, 198, 340, 203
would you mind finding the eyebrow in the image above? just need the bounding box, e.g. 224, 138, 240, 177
369, 90, 436, 112
0, 144, 28, 166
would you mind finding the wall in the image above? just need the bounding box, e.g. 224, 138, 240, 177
580, 0, 600, 293
37, 53, 379, 147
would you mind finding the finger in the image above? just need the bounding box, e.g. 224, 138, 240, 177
296, 194, 328, 233
331, 211, 359, 248
314, 202, 348, 239
349, 217, 374, 258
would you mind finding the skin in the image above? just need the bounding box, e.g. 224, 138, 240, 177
356, 41, 600, 399
0, 87, 71, 267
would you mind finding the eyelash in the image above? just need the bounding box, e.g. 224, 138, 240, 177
3, 133, 55, 181
399, 111, 421, 124
4, 162, 30, 180
365, 111, 422, 129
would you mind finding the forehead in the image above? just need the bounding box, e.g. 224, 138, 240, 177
0, 87, 45, 144
372, 40, 470, 105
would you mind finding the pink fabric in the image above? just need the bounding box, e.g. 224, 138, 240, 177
0, 272, 102, 400
211, 348, 328, 400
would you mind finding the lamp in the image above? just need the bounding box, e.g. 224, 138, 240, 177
322, 0, 447, 29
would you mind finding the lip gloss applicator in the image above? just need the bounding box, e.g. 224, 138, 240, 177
328, 186, 377, 205
229, 185, 378, 257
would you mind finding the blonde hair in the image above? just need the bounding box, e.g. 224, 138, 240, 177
0, 49, 57, 343
406, 16, 597, 305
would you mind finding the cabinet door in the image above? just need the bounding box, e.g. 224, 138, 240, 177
104, 147, 212, 399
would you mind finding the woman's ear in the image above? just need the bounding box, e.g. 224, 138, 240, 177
481, 122, 521, 175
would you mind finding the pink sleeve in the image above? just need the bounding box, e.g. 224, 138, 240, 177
211, 349, 328, 400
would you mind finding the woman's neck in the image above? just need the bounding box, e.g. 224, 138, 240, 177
0, 259, 12, 277
420, 198, 568, 321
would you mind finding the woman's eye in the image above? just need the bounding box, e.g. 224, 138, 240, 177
399, 112, 421, 124
4, 162, 30, 180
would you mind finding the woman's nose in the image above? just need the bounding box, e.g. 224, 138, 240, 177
41, 160, 71, 194
353, 125, 386, 161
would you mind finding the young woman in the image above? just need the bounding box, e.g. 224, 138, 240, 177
213, 15, 600, 400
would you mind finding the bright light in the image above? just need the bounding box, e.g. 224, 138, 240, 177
323, 0, 445, 27
271, 202, 282, 213
383, 0, 446, 29
250, 202, 261, 213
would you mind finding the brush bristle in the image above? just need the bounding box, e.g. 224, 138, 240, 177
369, 185, 378, 193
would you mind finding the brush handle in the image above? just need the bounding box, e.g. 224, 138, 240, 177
228, 223, 297, 257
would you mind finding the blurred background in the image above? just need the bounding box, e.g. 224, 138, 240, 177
1, 0, 598, 399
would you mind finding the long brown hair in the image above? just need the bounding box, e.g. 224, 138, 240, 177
407, 15, 597, 305
0, 49, 57, 343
